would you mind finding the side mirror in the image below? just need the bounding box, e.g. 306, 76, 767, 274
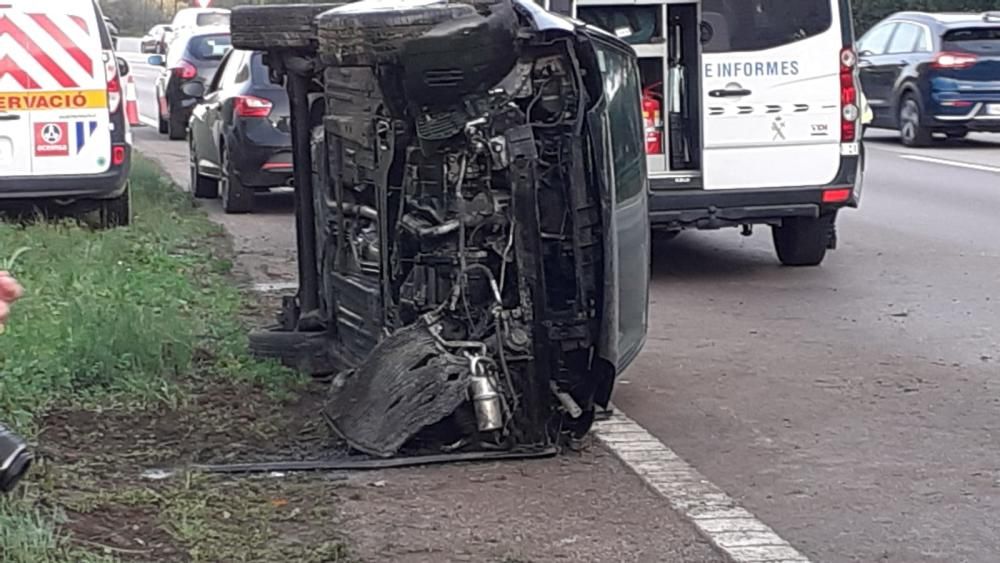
182, 82, 206, 98
116, 57, 130, 77
147, 54, 166, 67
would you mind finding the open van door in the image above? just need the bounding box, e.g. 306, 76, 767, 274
700, 0, 855, 191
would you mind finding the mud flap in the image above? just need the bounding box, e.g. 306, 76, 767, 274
324, 322, 472, 457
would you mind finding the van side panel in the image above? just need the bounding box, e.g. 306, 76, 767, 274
0, 2, 111, 177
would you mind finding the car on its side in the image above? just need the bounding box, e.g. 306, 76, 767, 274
141, 24, 173, 54
149, 27, 232, 140
0, 0, 133, 227
188, 49, 292, 214
858, 11, 1000, 146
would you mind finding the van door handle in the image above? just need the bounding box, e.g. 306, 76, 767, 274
0, 114, 21, 121
709, 88, 752, 98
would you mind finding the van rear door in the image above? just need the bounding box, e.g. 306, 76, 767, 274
700, 0, 850, 191
0, 1, 111, 177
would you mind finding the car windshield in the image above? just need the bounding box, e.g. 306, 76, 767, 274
197, 12, 230, 27
188, 34, 232, 61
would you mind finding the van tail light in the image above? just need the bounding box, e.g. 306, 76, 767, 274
112, 144, 126, 166
932, 51, 978, 69
234, 96, 273, 118
172, 60, 198, 80
839, 48, 858, 143
105, 54, 122, 114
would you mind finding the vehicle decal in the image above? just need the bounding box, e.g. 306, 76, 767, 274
68, 16, 89, 35
28, 14, 93, 76
0, 90, 107, 111
0, 13, 96, 90
74, 120, 98, 154
34, 121, 69, 157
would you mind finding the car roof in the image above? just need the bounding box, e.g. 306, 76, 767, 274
888, 11, 1000, 30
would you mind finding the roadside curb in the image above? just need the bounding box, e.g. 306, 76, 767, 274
594, 410, 812, 563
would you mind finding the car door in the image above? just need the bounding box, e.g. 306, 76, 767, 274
857, 22, 899, 122
192, 50, 241, 175
700, 0, 847, 191
881, 22, 926, 117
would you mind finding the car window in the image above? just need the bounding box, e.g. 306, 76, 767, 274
594, 41, 644, 204
859, 23, 897, 55
943, 27, 1000, 55
188, 33, 232, 61
887, 23, 921, 54
701, 0, 832, 54
914, 27, 931, 52
198, 12, 230, 27
216, 51, 244, 92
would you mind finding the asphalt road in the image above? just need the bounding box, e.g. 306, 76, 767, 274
119, 39, 1000, 563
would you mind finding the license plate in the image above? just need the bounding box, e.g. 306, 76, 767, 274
987, 104, 1000, 116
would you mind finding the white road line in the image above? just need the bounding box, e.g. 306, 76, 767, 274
139, 115, 158, 129
900, 154, 1000, 174
594, 410, 812, 563
252, 282, 298, 293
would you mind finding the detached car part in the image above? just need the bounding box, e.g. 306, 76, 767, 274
0, 423, 32, 493
234, 0, 650, 459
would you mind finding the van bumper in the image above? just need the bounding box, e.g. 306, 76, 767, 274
649, 156, 861, 230
0, 155, 131, 201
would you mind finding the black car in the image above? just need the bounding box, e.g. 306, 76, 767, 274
148, 27, 232, 140
188, 49, 292, 214
141, 24, 173, 54
858, 11, 1000, 146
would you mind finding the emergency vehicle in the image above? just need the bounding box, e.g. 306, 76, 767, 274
0, 0, 133, 227
543, 0, 865, 266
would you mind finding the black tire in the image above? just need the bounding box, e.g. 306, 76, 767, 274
231, 4, 345, 51
772, 214, 835, 267
317, 2, 478, 66
167, 111, 185, 141
99, 186, 131, 228
189, 142, 219, 199
157, 99, 168, 134
220, 145, 254, 214
898, 94, 932, 147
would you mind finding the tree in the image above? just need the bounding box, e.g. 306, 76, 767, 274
853, 0, 998, 33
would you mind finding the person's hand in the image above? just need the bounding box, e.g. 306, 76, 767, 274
0, 271, 23, 331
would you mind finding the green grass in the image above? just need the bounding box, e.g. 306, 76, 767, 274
0, 156, 346, 563
0, 158, 285, 432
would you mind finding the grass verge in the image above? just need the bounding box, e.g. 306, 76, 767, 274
0, 156, 352, 562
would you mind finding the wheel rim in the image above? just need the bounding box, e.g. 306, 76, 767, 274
900, 100, 919, 143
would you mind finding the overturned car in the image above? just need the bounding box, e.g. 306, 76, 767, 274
232, 0, 650, 460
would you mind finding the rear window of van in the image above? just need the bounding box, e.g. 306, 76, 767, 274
702, 0, 833, 53
197, 12, 230, 27
188, 34, 232, 61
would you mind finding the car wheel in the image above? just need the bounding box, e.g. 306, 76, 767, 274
157, 96, 168, 135
772, 214, 835, 267
189, 141, 219, 199
99, 185, 131, 229
220, 145, 254, 214
898, 94, 932, 147
317, 1, 484, 66
167, 109, 186, 141
231, 4, 345, 51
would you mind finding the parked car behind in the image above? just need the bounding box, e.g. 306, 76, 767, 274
0, 0, 133, 227
149, 27, 232, 140
188, 49, 292, 214
141, 24, 173, 54
858, 11, 1000, 146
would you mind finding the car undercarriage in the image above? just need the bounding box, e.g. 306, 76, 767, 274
231, 0, 648, 462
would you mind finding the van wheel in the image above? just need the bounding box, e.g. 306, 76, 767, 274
220, 146, 254, 214
231, 4, 344, 51
99, 186, 131, 228
899, 94, 932, 147
189, 146, 219, 199
772, 215, 835, 267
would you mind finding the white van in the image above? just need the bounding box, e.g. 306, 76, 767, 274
549, 0, 863, 266
0, 0, 132, 227
166, 8, 231, 48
